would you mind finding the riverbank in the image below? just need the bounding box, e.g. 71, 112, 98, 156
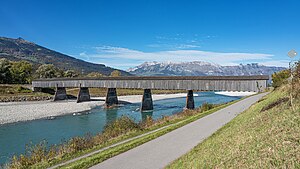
0, 93, 189, 125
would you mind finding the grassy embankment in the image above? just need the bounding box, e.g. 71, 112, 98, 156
7, 97, 239, 169
0, 84, 49, 97
167, 84, 299, 168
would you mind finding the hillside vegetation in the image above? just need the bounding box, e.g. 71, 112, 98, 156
167, 84, 300, 168
0, 37, 130, 76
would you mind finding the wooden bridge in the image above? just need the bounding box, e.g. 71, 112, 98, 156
32, 76, 269, 111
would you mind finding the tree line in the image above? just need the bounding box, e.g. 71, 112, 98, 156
0, 58, 122, 84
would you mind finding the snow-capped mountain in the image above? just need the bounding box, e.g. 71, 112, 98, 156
127, 61, 286, 76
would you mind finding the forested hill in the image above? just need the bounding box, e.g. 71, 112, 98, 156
0, 37, 131, 76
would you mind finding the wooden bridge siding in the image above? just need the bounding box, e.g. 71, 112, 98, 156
32, 79, 267, 92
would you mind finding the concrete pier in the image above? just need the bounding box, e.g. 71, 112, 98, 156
141, 89, 153, 111
105, 88, 118, 107
54, 86, 67, 101
77, 87, 90, 103
186, 90, 195, 109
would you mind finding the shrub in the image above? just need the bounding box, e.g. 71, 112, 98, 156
110, 70, 121, 77
272, 69, 290, 88
294, 61, 300, 79
103, 116, 140, 138
87, 72, 104, 78
200, 102, 214, 112
17, 86, 32, 93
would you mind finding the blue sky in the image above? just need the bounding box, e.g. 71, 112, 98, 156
0, 0, 299, 70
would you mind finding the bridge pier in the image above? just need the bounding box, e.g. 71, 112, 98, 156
141, 89, 153, 111
186, 90, 195, 109
54, 86, 67, 101
105, 88, 118, 107
77, 86, 90, 103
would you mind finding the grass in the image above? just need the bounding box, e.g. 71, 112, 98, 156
6, 99, 240, 169
0, 84, 49, 97
167, 84, 300, 168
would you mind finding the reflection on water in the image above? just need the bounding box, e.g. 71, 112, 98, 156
0, 92, 240, 164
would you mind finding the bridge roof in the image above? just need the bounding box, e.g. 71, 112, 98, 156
33, 75, 269, 81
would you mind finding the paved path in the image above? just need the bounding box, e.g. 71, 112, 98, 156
90, 92, 268, 169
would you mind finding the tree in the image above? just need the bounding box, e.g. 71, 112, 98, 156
294, 61, 300, 79
36, 64, 60, 78
87, 72, 104, 78
0, 58, 12, 83
10, 61, 33, 84
110, 70, 121, 77
64, 70, 79, 78
272, 69, 290, 88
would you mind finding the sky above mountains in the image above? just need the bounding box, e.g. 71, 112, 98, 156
0, 0, 299, 70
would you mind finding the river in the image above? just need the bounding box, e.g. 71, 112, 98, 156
0, 92, 241, 164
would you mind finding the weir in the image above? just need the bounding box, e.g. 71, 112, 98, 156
32, 75, 269, 111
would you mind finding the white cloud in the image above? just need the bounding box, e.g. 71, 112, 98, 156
176, 44, 201, 49
88, 45, 275, 66
79, 52, 87, 56
260, 60, 289, 68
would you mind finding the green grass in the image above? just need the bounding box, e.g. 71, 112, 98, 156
0, 84, 49, 97
167, 85, 300, 168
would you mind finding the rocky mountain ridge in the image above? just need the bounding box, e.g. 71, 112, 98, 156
128, 61, 285, 76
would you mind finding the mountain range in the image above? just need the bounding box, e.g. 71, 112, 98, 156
0, 37, 130, 76
0, 37, 286, 77
128, 61, 286, 76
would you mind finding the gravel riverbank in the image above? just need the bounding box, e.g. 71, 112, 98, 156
0, 93, 188, 125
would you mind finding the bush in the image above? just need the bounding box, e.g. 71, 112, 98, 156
200, 102, 214, 112
17, 86, 32, 93
110, 70, 121, 77
294, 61, 300, 79
87, 72, 104, 78
272, 69, 290, 88
103, 116, 140, 138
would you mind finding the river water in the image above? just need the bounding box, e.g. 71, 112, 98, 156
0, 92, 241, 164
